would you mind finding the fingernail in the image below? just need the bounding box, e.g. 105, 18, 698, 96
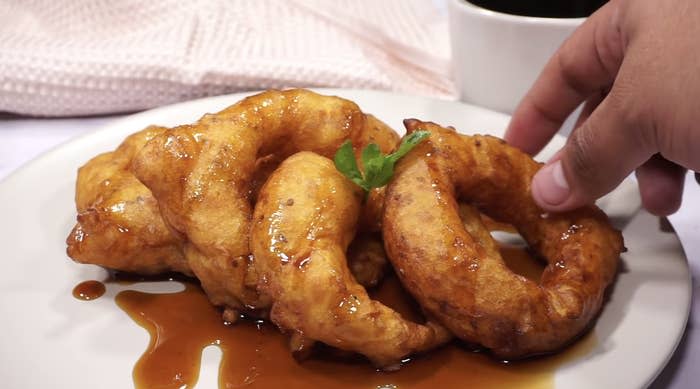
533, 160, 570, 206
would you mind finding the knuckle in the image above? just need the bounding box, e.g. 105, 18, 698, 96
606, 80, 656, 149
556, 50, 590, 95
593, 16, 624, 75
604, 73, 637, 114
565, 127, 599, 186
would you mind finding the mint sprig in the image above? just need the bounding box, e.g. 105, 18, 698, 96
333, 130, 430, 194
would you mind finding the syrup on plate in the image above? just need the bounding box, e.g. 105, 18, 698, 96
74, 246, 595, 389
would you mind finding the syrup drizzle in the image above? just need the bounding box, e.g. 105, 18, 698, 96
75, 247, 596, 389
72, 280, 106, 301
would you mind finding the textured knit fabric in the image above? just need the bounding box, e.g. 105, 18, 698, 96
0, 0, 454, 116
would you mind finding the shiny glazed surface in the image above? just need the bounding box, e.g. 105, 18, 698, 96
66, 125, 191, 276
72, 280, 106, 301
104, 244, 593, 389
250, 152, 449, 368
129, 89, 399, 317
383, 120, 623, 359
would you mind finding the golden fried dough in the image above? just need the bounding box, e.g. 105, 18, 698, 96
383, 120, 623, 359
131, 89, 399, 316
66, 126, 191, 276
67, 133, 289, 281
251, 152, 450, 369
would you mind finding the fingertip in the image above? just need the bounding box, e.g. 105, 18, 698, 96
639, 180, 682, 216
532, 160, 570, 207
504, 116, 529, 152
635, 159, 686, 216
531, 160, 591, 213
532, 156, 601, 213
640, 192, 682, 217
531, 179, 586, 213
505, 103, 557, 156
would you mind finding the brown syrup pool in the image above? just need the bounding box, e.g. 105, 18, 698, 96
74, 246, 596, 389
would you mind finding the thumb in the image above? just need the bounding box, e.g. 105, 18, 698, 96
531, 93, 654, 212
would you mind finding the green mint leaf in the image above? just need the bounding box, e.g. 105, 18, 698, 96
334, 130, 430, 194
368, 130, 429, 187
366, 158, 395, 188
361, 143, 384, 185
388, 130, 430, 163
334, 141, 369, 191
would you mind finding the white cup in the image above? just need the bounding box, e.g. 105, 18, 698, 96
448, 0, 585, 114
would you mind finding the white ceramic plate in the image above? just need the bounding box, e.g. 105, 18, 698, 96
0, 89, 690, 389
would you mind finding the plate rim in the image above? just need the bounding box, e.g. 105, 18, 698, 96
0, 88, 691, 389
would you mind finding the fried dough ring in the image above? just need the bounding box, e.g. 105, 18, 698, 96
131, 89, 399, 315
383, 119, 623, 359
66, 126, 191, 276
66, 103, 394, 319
251, 152, 450, 369
66, 127, 283, 278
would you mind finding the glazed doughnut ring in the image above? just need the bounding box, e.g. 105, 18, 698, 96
131, 89, 399, 315
66, 126, 191, 276
383, 119, 623, 358
251, 152, 450, 369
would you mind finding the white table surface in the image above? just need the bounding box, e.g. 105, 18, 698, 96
1, 113, 698, 389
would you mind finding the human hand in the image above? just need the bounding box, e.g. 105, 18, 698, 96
505, 0, 700, 216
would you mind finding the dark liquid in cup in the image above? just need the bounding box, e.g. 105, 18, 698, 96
467, 0, 608, 18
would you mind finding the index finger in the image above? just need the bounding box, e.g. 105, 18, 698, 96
504, 2, 625, 155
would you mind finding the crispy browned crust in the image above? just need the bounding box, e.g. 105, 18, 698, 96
66, 126, 191, 276
383, 119, 623, 359
130, 89, 399, 314
66, 132, 295, 278
251, 152, 450, 368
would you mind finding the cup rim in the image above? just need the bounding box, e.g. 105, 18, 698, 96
449, 0, 587, 25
